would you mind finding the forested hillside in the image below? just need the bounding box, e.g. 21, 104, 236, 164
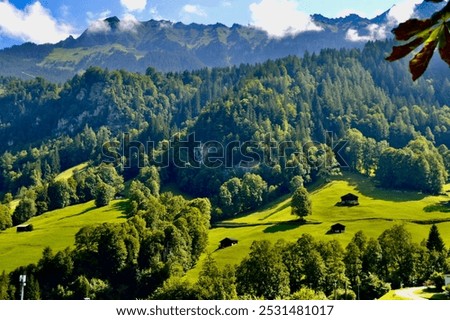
0, 39, 450, 299
1, 40, 449, 205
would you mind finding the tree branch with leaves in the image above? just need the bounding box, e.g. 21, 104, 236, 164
387, 0, 450, 80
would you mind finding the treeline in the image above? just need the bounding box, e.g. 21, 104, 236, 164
343, 131, 449, 193
1, 223, 448, 300
147, 224, 450, 300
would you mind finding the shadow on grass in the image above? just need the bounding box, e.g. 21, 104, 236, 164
325, 229, 344, 235
260, 200, 290, 221
420, 287, 449, 300
58, 206, 97, 220
340, 173, 428, 202
429, 293, 449, 300
108, 200, 129, 218
423, 201, 450, 213
263, 219, 321, 234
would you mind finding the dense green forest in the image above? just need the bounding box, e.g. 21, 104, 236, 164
1, 41, 449, 218
0, 39, 450, 299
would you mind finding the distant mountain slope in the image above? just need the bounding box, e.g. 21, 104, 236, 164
0, 1, 445, 82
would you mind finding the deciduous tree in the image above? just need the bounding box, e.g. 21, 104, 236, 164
291, 187, 312, 221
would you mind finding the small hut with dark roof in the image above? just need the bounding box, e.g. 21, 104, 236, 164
16, 224, 33, 233
331, 223, 346, 233
219, 237, 238, 249
340, 193, 359, 206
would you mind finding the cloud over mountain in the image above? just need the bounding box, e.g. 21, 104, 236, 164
249, 0, 322, 37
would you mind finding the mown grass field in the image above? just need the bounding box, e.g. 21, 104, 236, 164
186, 173, 450, 281
54, 162, 89, 181
0, 200, 127, 273
2, 172, 450, 283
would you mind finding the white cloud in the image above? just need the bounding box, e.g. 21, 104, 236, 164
87, 10, 112, 22
149, 6, 163, 20
182, 4, 207, 17
346, 24, 388, 42
388, 0, 422, 24
249, 0, 322, 37
337, 9, 368, 18
87, 20, 111, 33
86, 10, 113, 33
87, 14, 141, 34
59, 5, 69, 18
120, 0, 147, 12
0, 1, 75, 44
346, 1, 426, 43
119, 14, 141, 32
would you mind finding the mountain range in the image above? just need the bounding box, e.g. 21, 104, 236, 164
0, 1, 445, 83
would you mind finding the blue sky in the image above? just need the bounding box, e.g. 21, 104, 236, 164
0, 0, 429, 47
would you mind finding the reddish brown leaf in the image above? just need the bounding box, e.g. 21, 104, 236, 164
410, 37, 439, 81
438, 25, 450, 66
392, 19, 434, 41
386, 36, 430, 62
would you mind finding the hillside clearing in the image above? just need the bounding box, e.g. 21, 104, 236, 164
55, 162, 89, 181
0, 200, 127, 272
186, 174, 450, 281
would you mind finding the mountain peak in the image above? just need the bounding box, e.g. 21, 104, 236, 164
104, 16, 121, 29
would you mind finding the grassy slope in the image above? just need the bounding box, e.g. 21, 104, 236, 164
186, 173, 450, 281
0, 200, 127, 272
39, 45, 142, 65
379, 291, 410, 300
54, 162, 89, 182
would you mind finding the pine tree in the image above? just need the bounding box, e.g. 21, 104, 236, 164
426, 224, 445, 252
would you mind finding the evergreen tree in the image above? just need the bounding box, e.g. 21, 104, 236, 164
426, 224, 446, 252
25, 274, 41, 300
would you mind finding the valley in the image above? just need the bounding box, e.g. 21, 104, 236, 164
0, 0, 449, 301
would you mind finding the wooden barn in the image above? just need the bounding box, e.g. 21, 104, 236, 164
340, 193, 359, 206
331, 223, 346, 233
16, 224, 33, 233
219, 237, 238, 249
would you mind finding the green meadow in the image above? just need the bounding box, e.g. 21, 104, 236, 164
2, 172, 450, 280
0, 200, 127, 272
186, 173, 450, 281
54, 162, 89, 181
38, 45, 144, 68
